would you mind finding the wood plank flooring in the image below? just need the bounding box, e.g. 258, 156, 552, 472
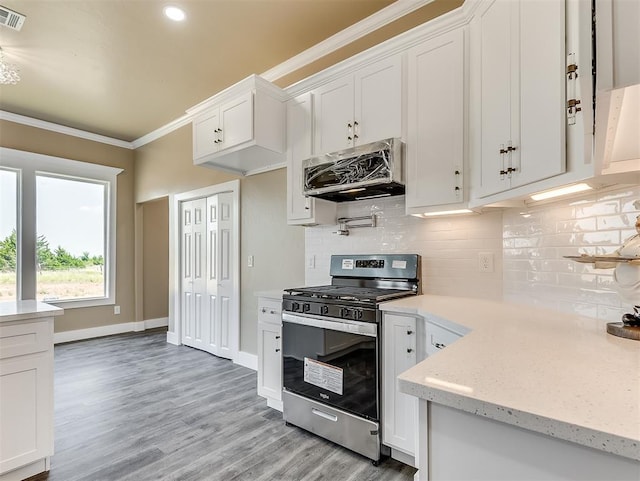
50, 330, 416, 481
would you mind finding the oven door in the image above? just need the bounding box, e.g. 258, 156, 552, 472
282, 312, 379, 421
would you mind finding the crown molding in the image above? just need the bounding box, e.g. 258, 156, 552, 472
130, 114, 191, 150
260, 0, 435, 82
0, 110, 133, 149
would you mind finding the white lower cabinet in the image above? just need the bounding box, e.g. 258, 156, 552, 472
0, 318, 55, 480
382, 312, 465, 466
382, 313, 419, 463
257, 297, 282, 411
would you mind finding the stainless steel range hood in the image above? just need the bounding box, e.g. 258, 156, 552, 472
302, 138, 404, 203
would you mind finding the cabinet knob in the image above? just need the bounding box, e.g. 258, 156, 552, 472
269, 310, 277, 315
434, 342, 446, 349
275, 336, 280, 339
407, 330, 414, 335
407, 348, 414, 353
261, 307, 267, 313
275, 348, 281, 353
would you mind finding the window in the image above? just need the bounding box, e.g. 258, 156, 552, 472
36, 174, 107, 302
0, 147, 121, 308
0, 168, 18, 302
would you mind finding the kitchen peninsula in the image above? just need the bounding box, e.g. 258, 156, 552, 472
381, 296, 640, 481
0, 301, 63, 481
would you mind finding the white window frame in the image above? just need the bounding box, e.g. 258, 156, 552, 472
0, 147, 122, 308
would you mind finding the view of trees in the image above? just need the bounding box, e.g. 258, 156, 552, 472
0, 230, 103, 272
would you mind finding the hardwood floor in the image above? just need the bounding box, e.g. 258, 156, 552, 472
50, 330, 416, 481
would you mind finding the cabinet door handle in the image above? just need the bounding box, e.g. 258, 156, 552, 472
261, 307, 267, 313
407, 348, 414, 353
269, 310, 278, 315
407, 330, 414, 335
275, 348, 280, 352
275, 336, 280, 339
347, 122, 352, 142
434, 342, 446, 350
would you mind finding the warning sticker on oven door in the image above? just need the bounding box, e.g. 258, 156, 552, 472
304, 357, 343, 395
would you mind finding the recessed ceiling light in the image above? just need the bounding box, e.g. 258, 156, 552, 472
164, 6, 186, 22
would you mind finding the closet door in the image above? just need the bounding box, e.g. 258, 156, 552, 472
180, 198, 207, 351
207, 192, 234, 360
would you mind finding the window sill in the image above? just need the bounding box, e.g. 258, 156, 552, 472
41, 297, 115, 310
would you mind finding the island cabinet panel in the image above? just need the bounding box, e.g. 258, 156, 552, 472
0, 317, 54, 480
472, 0, 566, 199
405, 28, 465, 215
424, 402, 640, 481
313, 54, 403, 156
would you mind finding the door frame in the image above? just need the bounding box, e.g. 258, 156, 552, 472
167, 179, 240, 363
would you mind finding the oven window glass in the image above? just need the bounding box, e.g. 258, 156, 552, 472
282, 321, 378, 421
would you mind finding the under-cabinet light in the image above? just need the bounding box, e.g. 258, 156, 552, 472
530, 183, 592, 201
339, 188, 366, 194
415, 209, 473, 217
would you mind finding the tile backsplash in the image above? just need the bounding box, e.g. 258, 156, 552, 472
304, 185, 640, 323
503, 185, 640, 323
305, 196, 504, 301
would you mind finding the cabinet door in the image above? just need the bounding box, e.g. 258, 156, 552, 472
478, 0, 513, 196
513, 0, 566, 188
354, 55, 403, 145
219, 91, 253, 151
406, 30, 464, 210
382, 313, 417, 456
193, 109, 220, 160
314, 76, 354, 154
257, 321, 282, 402
287, 93, 315, 223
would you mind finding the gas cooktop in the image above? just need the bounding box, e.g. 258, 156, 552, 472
284, 285, 413, 303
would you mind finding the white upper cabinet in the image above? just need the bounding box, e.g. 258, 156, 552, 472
471, 0, 566, 199
286, 92, 336, 226
405, 28, 465, 215
314, 55, 403, 155
190, 75, 286, 176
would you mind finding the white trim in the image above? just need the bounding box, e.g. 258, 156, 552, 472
235, 351, 258, 371
54, 322, 136, 344
130, 114, 191, 150
0, 111, 133, 149
166, 331, 180, 345
261, 0, 434, 82
54, 319, 168, 344
245, 162, 287, 176
0, 147, 121, 307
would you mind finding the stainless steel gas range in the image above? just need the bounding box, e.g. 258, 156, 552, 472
281, 254, 421, 465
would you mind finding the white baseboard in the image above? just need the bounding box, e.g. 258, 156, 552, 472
54, 318, 168, 344
166, 331, 180, 345
235, 351, 258, 371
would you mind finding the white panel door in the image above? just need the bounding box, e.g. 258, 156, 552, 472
382, 314, 418, 456
354, 55, 403, 145
286, 92, 314, 222
406, 29, 464, 209
181, 198, 207, 351
219, 92, 253, 151
204, 196, 219, 356
478, 0, 513, 196
215, 192, 234, 360
314, 76, 355, 154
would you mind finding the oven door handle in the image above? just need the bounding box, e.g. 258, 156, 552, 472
282, 312, 377, 338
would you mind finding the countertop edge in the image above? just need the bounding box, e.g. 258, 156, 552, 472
0, 301, 64, 323
397, 376, 640, 461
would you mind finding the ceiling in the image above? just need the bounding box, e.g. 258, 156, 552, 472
0, 0, 461, 143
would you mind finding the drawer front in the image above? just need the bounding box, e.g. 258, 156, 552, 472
426, 321, 461, 356
258, 298, 281, 325
0, 320, 52, 360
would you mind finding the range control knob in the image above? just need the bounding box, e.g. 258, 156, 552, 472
292, 302, 300, 312
320, 305, 329, 315
354, 310, 363, 320
303, 303, 311, 313
341, 307, 351, 318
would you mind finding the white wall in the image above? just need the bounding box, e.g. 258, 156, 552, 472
304, 185, 640, 324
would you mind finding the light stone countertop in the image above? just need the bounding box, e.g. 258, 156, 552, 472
380, 295, 640, 461
0, 299, 64, 323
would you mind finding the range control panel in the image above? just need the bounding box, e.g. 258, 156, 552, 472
355, 259, 384, 269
